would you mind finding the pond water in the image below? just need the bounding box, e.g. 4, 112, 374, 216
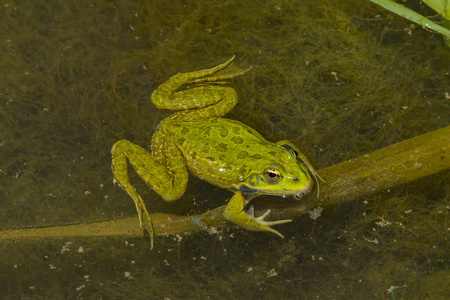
0, 0, 449, 299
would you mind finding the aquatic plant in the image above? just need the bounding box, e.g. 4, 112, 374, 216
370, 0, 450, 45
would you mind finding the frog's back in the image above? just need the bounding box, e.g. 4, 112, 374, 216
164, 118, 282, 188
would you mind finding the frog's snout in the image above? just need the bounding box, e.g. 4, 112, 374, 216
293, 180, 314, 200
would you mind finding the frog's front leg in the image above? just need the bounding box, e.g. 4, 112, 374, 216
111, 139, 188, 249
223, 192, 292, 238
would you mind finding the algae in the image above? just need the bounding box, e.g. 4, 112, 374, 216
0, 0, 449, 299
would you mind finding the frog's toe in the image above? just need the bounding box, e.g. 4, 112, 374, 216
246, 205, 255, 217
255, 209, 271, 221
265, 227, 285, 239
255, 209, 292, 225
136, 207, 155, 249
249, 208, 292, 238
255, 221, 287, 239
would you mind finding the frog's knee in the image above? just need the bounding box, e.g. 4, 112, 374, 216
161, 191, 184, 202
112, 139, 132, 152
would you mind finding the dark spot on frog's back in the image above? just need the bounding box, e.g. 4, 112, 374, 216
236, 151, 249, 159
219, 127, 229, 138
238, 165, 248, 175
199, 125, 211, 136
181, 127, 190, 135
201, 144, 211, 153
215, 143, 228, 152
231, 136, 244, 144
251, 154, 263, 160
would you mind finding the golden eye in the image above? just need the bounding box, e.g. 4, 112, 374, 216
264, 167, 281, 183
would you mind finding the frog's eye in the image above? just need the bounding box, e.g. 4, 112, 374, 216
289, 149, 298, 158
281, 144, 299, 159
264, 167, 282, 184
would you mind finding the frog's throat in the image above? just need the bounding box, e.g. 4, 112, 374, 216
238, 181, 313, 200
239, 185, 258, 195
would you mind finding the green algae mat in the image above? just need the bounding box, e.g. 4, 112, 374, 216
0, 1, 449, 299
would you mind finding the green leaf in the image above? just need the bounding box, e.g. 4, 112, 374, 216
370, 0, 450, 37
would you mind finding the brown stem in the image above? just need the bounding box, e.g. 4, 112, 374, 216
1, 126, 449, 242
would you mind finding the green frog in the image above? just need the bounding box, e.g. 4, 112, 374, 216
111, 56, 322, 248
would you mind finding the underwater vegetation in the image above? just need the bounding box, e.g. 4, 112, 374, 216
370, 0, 450, 43
0, 0, 448, 299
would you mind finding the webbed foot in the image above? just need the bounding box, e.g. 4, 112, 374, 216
246, 206, 292, 238
224, 192, 291, 238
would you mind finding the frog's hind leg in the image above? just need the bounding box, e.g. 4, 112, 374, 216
111, 139, 188, 249
151, 56, 251, 111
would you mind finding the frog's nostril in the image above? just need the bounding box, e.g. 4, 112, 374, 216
293, 177, 299, 182
294, 193, 304, 200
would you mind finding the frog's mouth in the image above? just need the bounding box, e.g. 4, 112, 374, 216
239, 180, 314, 200
292, 184, 313, 200
288, 179, 313, 200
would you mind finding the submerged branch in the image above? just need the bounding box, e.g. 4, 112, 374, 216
1, 126, 449, 242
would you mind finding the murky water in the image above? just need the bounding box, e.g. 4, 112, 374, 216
0, 1, 449, 298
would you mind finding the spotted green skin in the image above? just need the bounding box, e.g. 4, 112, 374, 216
111, 57, 319, 248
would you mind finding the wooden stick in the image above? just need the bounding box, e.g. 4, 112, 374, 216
1, 126, 449, 241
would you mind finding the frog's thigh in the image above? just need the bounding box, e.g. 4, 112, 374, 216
112, 139, 187, 202
157, 140, 188, 201
174, 87, 239, 121
152, 56, 235, 110
154, 84, 238, 112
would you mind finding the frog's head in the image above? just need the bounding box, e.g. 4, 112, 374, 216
238, 145, 314, 200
